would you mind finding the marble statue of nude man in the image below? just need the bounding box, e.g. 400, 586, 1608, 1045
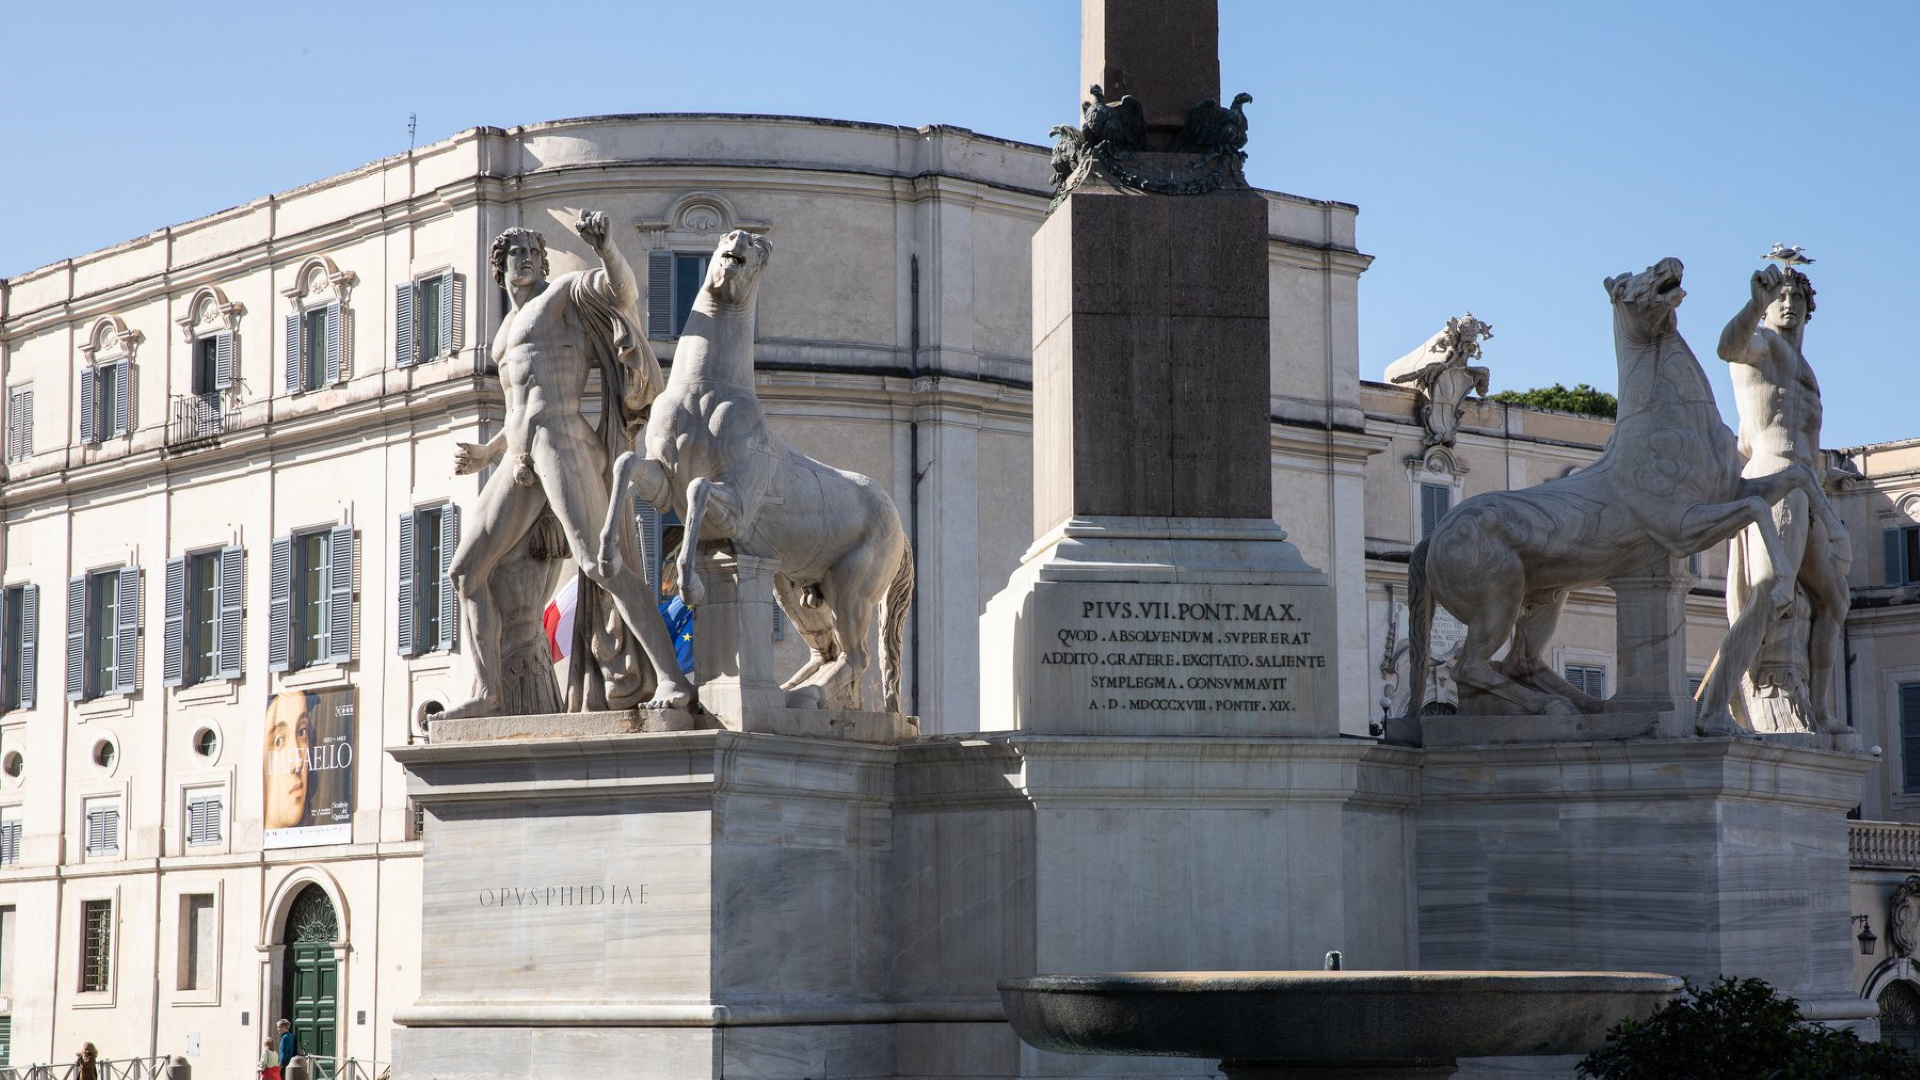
1705, 261, 1851, 735
442, 211, 693, 717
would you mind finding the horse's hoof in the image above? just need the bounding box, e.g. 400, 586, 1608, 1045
439, 695, 503, 721
1695, 707, 1740, 737
785, 685, 827, 710
1540, 696, 1580, 716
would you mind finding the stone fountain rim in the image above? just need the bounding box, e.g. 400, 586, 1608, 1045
1000, 970, 1684, 994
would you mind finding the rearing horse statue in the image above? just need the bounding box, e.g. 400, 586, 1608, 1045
600, 230, 914, 713
1398, 258, 1843, 734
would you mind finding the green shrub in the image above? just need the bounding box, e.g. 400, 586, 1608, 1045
1487, 382, 1618, 418
1579, 977, 1917, 1079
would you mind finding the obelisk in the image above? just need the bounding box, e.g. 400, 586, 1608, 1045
981, 0, 1338, 735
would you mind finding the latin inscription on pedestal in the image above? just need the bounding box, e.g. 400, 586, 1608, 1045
1023, 582, 1332, 734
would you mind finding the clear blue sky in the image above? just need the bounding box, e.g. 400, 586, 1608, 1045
4, 1, 1914, 446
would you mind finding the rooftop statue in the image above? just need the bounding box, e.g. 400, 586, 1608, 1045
1396, 258, 1843, 730
602, 231, 914, 713
443, 212, 694, 718
1385, 312, 1494, 448
1705, 254, 1852, 737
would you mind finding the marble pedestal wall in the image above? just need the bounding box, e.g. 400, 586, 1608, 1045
891, 735, 1422, 1078
389, 730, 900, 1080
1417, 737, 1874, 1031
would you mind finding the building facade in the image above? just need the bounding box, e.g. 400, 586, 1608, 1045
3, 111, 1919, 1074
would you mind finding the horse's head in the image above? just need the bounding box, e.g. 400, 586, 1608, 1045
703, 230, 773, 311
1603, 257, 1686, 344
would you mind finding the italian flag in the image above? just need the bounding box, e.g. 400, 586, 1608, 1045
543, 576, 578, 662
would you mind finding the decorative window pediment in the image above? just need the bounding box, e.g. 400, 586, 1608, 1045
280, 257, 356, 394
176, 286, 245, 343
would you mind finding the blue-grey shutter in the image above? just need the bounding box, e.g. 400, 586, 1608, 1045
268, 536, 293, 672
18, 584, 37, 710
438, 505, 460, 651
162, 557, 187, 688
79, 368, 96, 444
1421, 483, 1451, 539
113, 361, 131, 437
647, 252, 672, 338
215, 547, 243, 679
1887, 529, 1905, 586
327, 525, 353, 663
65, 576, 85, 701
395, 512, 416, 656
112, 568, 138, 695
394, 282, 415, 367
323, 301, 343, 385
445, 270, 465, 356
0, 589, 10, 709
213, 331, 235, 392
1901, 683, 1920, 793
284, 314, 302, 393
13, 387, 31, 460
633, 495, 658, 587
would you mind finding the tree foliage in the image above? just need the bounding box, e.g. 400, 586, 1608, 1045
1487, 382, 1618, 418
1579, 977, 1919, 1080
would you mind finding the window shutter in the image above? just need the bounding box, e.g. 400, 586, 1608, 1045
284, 314, 303, 393
213, 331, 235, 392
395, 512, 416, 656
1903, 684, 1920, 794
633, 495, 658, 585
1888, 529, 1906, 587
445, 270, 465, 356
323, 301, 343, 385
4, 389, 18, 462
187, 796, 221, 846
1421, 483, 1451, 539
772, 600, 785, 642
215, 547, 243, 679
0, 818, 18, 864
112, 361, 131, 437
65, 576, 86, 702
438, 505, 460, 651
162, 557, 187, 688
327, 525, 354, 663
394, 282, 415, 367
647, 252, 673, 338
19, 584, 37, 710
268, 536, 293, 672
112, 568, 138, 695
0, 589, 9, 710
79, 368, 96, 445
20, 389, 31, 457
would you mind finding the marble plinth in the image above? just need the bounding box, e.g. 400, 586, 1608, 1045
979, 516, 1337, 736
892, 735, 1423, 1078
389, 729, 901, 1080
1416, 736, 1875, 1032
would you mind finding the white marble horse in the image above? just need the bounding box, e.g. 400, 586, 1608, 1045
1399, 258, 1842, 732
599, 231, 914, 712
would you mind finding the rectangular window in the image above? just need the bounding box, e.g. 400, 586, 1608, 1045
85, 571, 119, 697
1420, 482, 1452, 540
302, 309, 328, 392
1901, 683, 1920, 794
83, 800, 121, 858
396, 271, 463, 367
398, 506, 459, 656
185, 791, 222, 848
1564, 664, 1607, 699
164, 548, 243, 688
177, 893, 215, 991
1887, 526, 1920, 587
0, 810, 19, 866
80, 362, 130, 444
2, 583, 36, 712
647, 252, 712, 338
193, 337, 219, 397
80, 899, 112, 993
5, 385, 32, 463
416, 275, 444, 360
69, 568, 139, 702
271, 528, 353, 672
0, 904, 14, 993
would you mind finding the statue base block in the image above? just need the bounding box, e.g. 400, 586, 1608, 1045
1403, 710, 1682, 749
427, 707, 702, 742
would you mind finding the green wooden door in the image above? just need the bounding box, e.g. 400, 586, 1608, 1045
281, 886, 339, 1071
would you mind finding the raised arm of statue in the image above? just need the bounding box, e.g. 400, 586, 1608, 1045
571, 210, 663, 421
1717, 266, 1781, 366
576, 210, 638, 311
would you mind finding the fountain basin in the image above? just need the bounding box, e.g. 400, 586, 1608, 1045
999, 970, 1681, 1073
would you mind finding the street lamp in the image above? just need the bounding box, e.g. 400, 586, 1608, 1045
1854, 914, 1878, 956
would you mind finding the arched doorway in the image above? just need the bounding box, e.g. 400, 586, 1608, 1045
280, 885, 339, 1063
1881, 980, 1920, 1056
